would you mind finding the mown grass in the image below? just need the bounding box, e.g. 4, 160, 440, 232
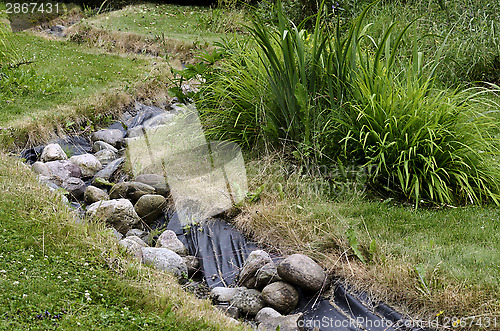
82, 3, 247, 47
0, 154, 244, 330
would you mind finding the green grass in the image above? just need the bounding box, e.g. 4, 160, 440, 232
0, 29, 153, 125
82, 3, 247, 46
0, 155, 243, 330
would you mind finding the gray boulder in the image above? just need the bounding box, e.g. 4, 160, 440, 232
277, 254, 327, 293
69, 154, 102, 178
61, 177, 86, 200
261, 281, 299, 314
143, 113, 175, 130
134, 194, 167, 224
126, 235, 148, 247
118, 237, 145, 261
86, 199, 141, 234
109, 181, 155, 201
256, 262, 282, 288
84, 185, 109, 204
45, 160, 82, 180
127, 125, 145, 138
210, 287, 239, 303
94, 149, 117, 166
141, 247, 187, 278
239, 250, 272, 288
93, 141, 118, 153
230, 288, 265, 316
134, 173, 169, 196
255, 307, 282, 323
155, 230, 187, 255
41, 143, 67, 162
91, 129, 124, 148
32, 161, 51, 177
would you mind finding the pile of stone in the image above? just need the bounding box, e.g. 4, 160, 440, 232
28, 103, 202, 278
211, 250, 329, 331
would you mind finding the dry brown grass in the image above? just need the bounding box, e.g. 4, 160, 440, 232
65, 25, 201, 63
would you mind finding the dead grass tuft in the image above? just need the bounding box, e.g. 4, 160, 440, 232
66, 25, 200, 63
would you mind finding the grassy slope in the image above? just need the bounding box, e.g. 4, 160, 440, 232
0, 155, 244, 330
1, 31, 151, 124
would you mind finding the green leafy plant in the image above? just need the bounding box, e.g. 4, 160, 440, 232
346, 227, 366, 264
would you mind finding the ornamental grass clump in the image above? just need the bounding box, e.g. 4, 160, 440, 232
199, 0, 500, 206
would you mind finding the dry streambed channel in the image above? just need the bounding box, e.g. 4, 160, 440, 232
20, 101, 427, 331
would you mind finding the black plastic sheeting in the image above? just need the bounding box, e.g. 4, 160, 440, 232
163, 213, 427, 331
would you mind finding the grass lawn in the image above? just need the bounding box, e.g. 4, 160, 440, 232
82, 3, 247, 46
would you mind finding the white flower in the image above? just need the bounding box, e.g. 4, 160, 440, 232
13, 281, 19, 285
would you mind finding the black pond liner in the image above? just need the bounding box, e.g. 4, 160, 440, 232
162, 213, 428, 331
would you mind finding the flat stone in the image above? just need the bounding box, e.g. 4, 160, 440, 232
93, 141, 118, 153
91, 129, 124, 148
94, 149, 117, 166
94, 157, 124, 181
134, 173, 169, 196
